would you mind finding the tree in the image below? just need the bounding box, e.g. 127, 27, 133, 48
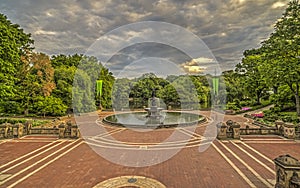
128, 73, 162, 108
112, 78, 131, 110
222, 70, 244, 103
236, 49, 268, 104
72, 69, 96, 113
0, 13, 33, 108
262, 0, 300, 116
270, 85, 295, 110
52, 66, 76, 112
17, 52, 56, 114
32, 96, 67, 117
51, 54, 82, 68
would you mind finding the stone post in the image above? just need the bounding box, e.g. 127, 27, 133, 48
15, 123, 24, 138
4, 123, 12, 138
0, 124, 6, 139
12, 124, 19, 138
245, 125, 250, 135
58, 123, 66, 139
283, 123, 295, 139
71, 124, 79, 138
274, 154, 300, 188
275, 120, 285, 136
24, 120, 32, 135
231, 122, 241, 139
217, 122, 227, 140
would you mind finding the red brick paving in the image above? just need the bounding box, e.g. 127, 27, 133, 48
246, 142, 300, 160
12, 143, 249, 188
0, 113, 299, 188
0, 142, 49, 165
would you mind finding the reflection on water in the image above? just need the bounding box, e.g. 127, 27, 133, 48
104, 111, 204, 127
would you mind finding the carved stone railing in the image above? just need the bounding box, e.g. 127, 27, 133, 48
274, 155, 300, 188
216, 120, 241, 140
217, 120, 299, 140
0, 120, 79, 139
58, 121, 80, 139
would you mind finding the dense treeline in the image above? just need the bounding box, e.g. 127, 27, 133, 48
0, 0, 299, 117
0, 13, 115, 116
112, 73, 211, 110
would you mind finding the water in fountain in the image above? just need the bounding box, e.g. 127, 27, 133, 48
103, 88, 206, 128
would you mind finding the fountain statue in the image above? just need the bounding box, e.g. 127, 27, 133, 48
144, 89, 164, 119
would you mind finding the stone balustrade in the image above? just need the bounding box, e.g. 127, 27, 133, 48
216, 120, 241, 140
0, 120, 79, 139
217, 120, 299, 140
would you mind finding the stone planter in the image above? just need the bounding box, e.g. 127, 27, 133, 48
283, 123, 295, 139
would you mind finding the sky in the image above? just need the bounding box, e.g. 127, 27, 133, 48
0, 0, 289, 77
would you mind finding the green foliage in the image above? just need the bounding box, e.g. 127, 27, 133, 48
270, 85, 294, 110
261, 0, 300, 116
263, 109, 299, 124
235, 49, 268, 104
112, 78, 131, 110
97, 65, 115, 109
124, 74, 208, 110
31, 96, 67, 116
0, 118, 27, 124
0, 118, 50, 127
52, 66, 76, 111
222, 70, 244, 103
0, 13, 33, 99
51, 54, 83, 68
72, 69, 96, 113
226, 102, 240, 111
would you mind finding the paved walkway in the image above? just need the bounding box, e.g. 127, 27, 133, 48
0, 134, 299, 187
0, 111, 299, 187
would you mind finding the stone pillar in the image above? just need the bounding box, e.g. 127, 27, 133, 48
71, 124, 79, 138
4, 123, 12, 138
24, 120, 32, 135
275, 120, 285, 136
283, 123, 295, 139
245, 125, 250, 135
58, 123, 66, 139
0, 124, 6, 139
12, 124, 19, 138
274, 154, 300, 188
15, 123, 24, 138
231, 122, 241, 139
217, 122, 227, 139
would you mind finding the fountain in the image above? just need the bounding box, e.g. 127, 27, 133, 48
103, 89, 206, 128
144, 89, 164, 119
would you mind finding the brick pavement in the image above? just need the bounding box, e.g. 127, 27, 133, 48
0, 112, 299, 187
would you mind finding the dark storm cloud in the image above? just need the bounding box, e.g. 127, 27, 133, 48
0, 0, 289, 71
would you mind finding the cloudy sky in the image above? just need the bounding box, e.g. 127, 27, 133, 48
0, 0, 289, 76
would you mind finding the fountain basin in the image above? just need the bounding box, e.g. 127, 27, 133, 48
103, 111, 206, 128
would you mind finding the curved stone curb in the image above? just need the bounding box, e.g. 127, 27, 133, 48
93, 175, 166, 188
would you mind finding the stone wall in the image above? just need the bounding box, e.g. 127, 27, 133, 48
0, 120, 79, 139
217, 120, 299, 140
